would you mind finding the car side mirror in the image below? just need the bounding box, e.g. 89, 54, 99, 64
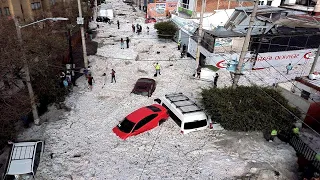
154, 98, 161, 104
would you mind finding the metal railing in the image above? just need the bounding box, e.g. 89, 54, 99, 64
289, 135, 320, 171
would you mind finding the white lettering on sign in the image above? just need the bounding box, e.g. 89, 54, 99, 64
254, 49, 316, 68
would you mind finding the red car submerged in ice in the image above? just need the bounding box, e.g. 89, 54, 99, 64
112, 104, 169, 140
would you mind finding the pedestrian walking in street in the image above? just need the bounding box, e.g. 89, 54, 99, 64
87, 75, 94, 90
286, 63, 293, 74
132, 24, 135, 33
177, 40, 181, 50
147, 26, 149, 35
117, 20, 120, 29
97, 24, 100, 28
120, 38, 124, 49
154, 63, 161, 76
126, 37, 130, 48
196, 66, 201, 78
213, 73, 219, 87
136, 24, 139, 32
102, 73, 108, 88
111, 69, 116, 83
182, 44, 187, 53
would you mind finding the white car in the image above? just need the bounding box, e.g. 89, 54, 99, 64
3, 141, 44, 180
155, 93, 210, 134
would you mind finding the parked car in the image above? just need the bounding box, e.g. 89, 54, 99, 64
145, 18, 157, 23
154, 92, 209, 134
113, 104, 169, 139
3, 141, 44, 180
131, 78, 156, 97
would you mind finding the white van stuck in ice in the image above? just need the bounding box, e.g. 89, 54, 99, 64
155, 93, 210, 134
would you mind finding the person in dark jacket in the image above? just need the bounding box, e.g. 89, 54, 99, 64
117, 20, 120, 29
213, 73, 219, 87
196, 66, 201, 78
111, 69, 116, 83
132, 24, 135, 32
87, 75, 94, 90
126, 37, 130, 48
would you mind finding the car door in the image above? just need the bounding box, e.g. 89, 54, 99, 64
132, 114, 158, 135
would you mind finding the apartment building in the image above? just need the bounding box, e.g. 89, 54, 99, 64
0, 0, 58, 22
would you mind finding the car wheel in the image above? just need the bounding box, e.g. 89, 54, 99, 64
159, 119, 165, 126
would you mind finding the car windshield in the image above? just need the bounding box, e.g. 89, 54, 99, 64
146, 105, 161, 112
117, 118, 135, 133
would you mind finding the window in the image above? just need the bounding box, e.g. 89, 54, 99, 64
184, 120, 207, 129
4, 7, 10, 15
301, 90, 310, 100
146, 105, 161, 112
168, 110, 182, 127
118, 118, 135, 133
134, 114, 157, 130
33, 142, 43, 173
258, 1, 264, 5
182, 0, 189, 9
267, 1, 272, 5
31, 2, 41, 10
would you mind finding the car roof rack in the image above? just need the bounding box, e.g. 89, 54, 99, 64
165, 93, 202, 114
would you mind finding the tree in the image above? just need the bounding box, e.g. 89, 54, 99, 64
201, 86, 301, 132
0, 0, 93, 149
154, 21, 178, 39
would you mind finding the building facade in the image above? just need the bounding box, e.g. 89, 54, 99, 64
0, 0, 58, 22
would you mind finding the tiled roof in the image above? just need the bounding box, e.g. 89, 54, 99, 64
195, 0, 253, 12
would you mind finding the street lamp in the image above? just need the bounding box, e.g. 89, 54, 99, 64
14, 17, 69, 125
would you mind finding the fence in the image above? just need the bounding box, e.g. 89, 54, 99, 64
289, 135, 320, 172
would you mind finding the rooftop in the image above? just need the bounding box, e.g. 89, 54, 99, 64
274, 14, 320, 28
235, 6, 286, 13
195, 0, 253, 12
7, 142, 37, 175
204, 28, 246, 38
280, 4, 315, 12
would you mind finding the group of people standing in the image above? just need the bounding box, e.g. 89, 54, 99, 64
132, 24, 143, 35
60, 71, 73, 91
85, 67, 117, 90
120, 37, 130, 49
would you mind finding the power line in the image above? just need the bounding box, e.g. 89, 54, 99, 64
252, 65, 320, 126
200, 26, 320, 134
137, 59, 191, 180
243, 74, 320, 137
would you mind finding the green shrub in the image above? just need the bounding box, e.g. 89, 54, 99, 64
201, 86, 301, 132
154, 21, 178, 39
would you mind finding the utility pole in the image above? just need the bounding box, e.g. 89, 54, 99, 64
77, 0, 89, 68
309, 45, 320, 74
231, 0, 259, 89
14, 18, 40, 125
192, 0, 198, 18
94, 0, 98, 22
195, 0, 206, 69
